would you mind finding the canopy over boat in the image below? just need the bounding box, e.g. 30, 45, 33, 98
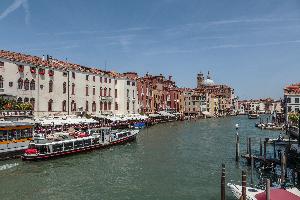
255, 188, 300, 200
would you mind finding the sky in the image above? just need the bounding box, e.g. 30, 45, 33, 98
0, 0, 300, 99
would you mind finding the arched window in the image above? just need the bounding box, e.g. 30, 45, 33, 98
72, 83, 75, 95
85, 101, 89, 111
100, 102, 103, 111
104, 102, 107, 111
108, 102, 111, 110
0, 75, 3, 89
63, 82, 67, 94
17, 97, 22, 103
115, 102, 118, 110
24, 79, 29, 90
93, 87, 95, 95
104, 88, 107, 96
71, 100, 76, 111
24, 97, 29, 103
49, 80, 53, 93
85, 85, 89, 96
18, 78, 23, 89
100, 87, 103, 96
30, 80, 35, 90
48, 99, 53, 111
30, 98, 35, 109
62, 100, 66, 112
127, 89, 129, 97
108, 88, 111, 97
92, 101, 96, 112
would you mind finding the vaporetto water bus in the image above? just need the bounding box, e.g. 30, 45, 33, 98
0, 121, 34, 159
22, 127, 139, 161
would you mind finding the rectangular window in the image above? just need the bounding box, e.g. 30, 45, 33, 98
0, 61, 4, 67
100, 77, 102, 83
72, 72, 75, 79
295, 98, 299, 104
86, 75, 89, 81
63, 72, 68, 77
115, 80, 117, 85
86, 86, 89, 96
287, 97, 291, 103
115, 102, 118, 110
104, 78, 107, 83
93, 87, 95, 95
132, 82, 135, 86
115, 89, 117, 98
109, 79, 111, 83
127, 102, 130, 110
127, 81, 130, 86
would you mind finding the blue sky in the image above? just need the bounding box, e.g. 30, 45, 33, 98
1, 0, 300, 99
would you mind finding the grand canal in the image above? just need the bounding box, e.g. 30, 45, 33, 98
0, 116, 280, 200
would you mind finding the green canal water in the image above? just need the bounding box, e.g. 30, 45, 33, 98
0, 116, 281, 200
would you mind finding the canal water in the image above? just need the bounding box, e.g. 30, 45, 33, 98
0, 116, 280, 200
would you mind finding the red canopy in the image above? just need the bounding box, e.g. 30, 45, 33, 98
255, 189, 300, 200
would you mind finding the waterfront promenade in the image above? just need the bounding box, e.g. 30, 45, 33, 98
0, 116, 279, 200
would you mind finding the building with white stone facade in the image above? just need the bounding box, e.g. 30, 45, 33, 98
0, 50, 138, 117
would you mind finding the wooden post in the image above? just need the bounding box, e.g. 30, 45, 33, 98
221, 164, 225, 200
246, 137, 249, 155
266, 179, 270, 200
241, 171, 247, 200
264, 140, 267, 161
251, 155, 254, 187
260, 138, 263, 156
273, 141, 276, 159
281, 152, 286, 184
236, 133, 240, 162
249, 138, 252, 158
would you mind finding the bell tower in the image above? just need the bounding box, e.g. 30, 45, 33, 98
197, 72, 204, 88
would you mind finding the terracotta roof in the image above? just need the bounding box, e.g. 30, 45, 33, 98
0, 49, 124, 78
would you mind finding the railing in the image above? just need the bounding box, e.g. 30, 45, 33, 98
0, 88, 4, 92
0, 110, 33, 117
100, 96, 113, 101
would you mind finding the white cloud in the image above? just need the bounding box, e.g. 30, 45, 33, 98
0, 0, 30, 24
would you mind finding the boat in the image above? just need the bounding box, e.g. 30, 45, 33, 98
227, 183, 300, 200
22, 127, 139, 161
0, 121, 34, 159
248, 112, 259, 119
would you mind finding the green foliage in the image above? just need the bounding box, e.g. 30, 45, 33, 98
289, 113, 299, 124
0, 97, 33, 111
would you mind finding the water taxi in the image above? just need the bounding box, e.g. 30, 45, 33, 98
0, 121, 34, 158
22, 127, 139, 161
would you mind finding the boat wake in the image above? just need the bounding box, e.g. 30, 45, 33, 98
0, 163, 19, 171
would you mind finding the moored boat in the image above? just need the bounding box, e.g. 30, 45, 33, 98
22, 127, 139, 161
248, 112, 259, 119
228, 183, 300, 200
0, 121, 34, 159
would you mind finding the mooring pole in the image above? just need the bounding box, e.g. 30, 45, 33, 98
246, 137, 249, 155
236, 133, 240, 162
249, 138, 252, 158
251, 155, 254, 187
281, 152, 286, 184
221, 164, 225, 200
266, 179, 270, 200
241, 171, 247, 200
273, 141, 276, 159
260, 138, 263, 156
264, 140, 267, 161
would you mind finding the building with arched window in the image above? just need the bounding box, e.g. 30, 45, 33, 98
0, 50, 138, 116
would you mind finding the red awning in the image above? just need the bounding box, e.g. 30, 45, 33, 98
255, 189, 300, 200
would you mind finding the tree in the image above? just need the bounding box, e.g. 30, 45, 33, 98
289, 113, 299, 125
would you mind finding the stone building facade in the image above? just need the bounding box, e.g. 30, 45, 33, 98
0, 50, 138, 117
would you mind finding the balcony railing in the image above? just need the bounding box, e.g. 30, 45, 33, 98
100, 96, 113, 101
0, 110, 33, 117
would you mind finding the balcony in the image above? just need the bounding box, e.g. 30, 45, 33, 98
0, 88, 4, 93
100, 96, 113, 101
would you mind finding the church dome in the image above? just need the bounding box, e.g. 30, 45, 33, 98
204, 78, 214, 85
